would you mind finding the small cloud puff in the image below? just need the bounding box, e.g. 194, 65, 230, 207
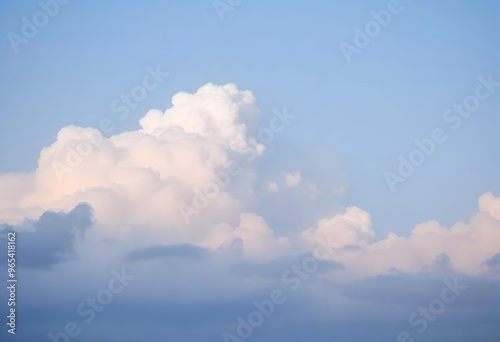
267, 182, 279, 192
285, 172, 302, 187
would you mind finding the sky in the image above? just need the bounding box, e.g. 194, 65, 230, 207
0, 0, 499, 341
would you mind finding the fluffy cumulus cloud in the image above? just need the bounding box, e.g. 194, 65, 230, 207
285, 171, 302, 187
302, 206, 375, 250
479, 191, 500, 220
205, 212, 291, 260
0, 83, 499, 341
301, 195, 500, 277
0, 83, 285, 257
1, 83, 499, 274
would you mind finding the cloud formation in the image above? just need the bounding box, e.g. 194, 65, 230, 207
285, 171, 302, 187
301, 194, 500, 277
0, 83, 283, 259
1, 203, 94, 269
0, 83, 498, 342
267, 182, 279, 192
0, 83, 499, 277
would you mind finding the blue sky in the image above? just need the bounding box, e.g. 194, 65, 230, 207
0, 1, 499, 341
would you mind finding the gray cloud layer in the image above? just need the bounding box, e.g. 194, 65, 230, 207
1, 203, 94, 269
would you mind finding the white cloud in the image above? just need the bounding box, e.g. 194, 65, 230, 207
285, 171, 302, 187
204, 213, 291, 260
302, 192, 500, 277
0, 84, 281, 257
138, 83, 259, 153
267, 182, 279, 192
1, 83, 499, 276
302, 206, 375, 250
479, 191, 500, 220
